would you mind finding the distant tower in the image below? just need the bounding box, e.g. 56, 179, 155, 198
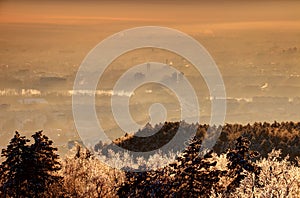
178, 72, 184, 82
147, 62, 150, 73
172, 72, 178, 82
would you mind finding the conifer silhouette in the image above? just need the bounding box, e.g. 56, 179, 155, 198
0, 131, 62, 197
25, 131, 62, 197
0, 132, 29, 197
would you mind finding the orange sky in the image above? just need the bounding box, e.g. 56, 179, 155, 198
1, 0, 300, 30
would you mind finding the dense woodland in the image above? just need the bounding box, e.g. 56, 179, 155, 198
0, 121, 300, 197
99, 121, 300, 164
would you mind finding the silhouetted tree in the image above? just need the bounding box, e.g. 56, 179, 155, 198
0, 132, 30, 197
225, 136, 262, 194
0, 131, 62, 197
25, 131, 62, 197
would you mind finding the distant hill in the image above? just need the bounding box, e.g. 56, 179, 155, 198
95, 121, 300, 163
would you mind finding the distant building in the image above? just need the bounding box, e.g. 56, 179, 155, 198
178, 72, 184, 82
21, 89, 41, 96
18, 98, 48, 105
0, 104, 10, 110
171, 72, 178, 82
134, 72, 145, 80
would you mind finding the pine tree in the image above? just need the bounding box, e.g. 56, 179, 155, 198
0, 131, 63, 197
0, 132, 30, 197
226, 136, 262, 193
24, 130, 62, 197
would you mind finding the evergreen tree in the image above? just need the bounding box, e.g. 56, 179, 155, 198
25, 131, 62, 197
0, 131, 62, 197
0, 132, 30, 197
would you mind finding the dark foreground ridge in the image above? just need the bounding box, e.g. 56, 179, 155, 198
0, 121, 299, 197
96, 121, 300, 163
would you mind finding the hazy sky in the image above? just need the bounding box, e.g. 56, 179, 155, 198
0, 0, 300, 135
1, 0, 300, 32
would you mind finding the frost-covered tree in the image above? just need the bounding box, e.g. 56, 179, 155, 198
61, 145, 124, 198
